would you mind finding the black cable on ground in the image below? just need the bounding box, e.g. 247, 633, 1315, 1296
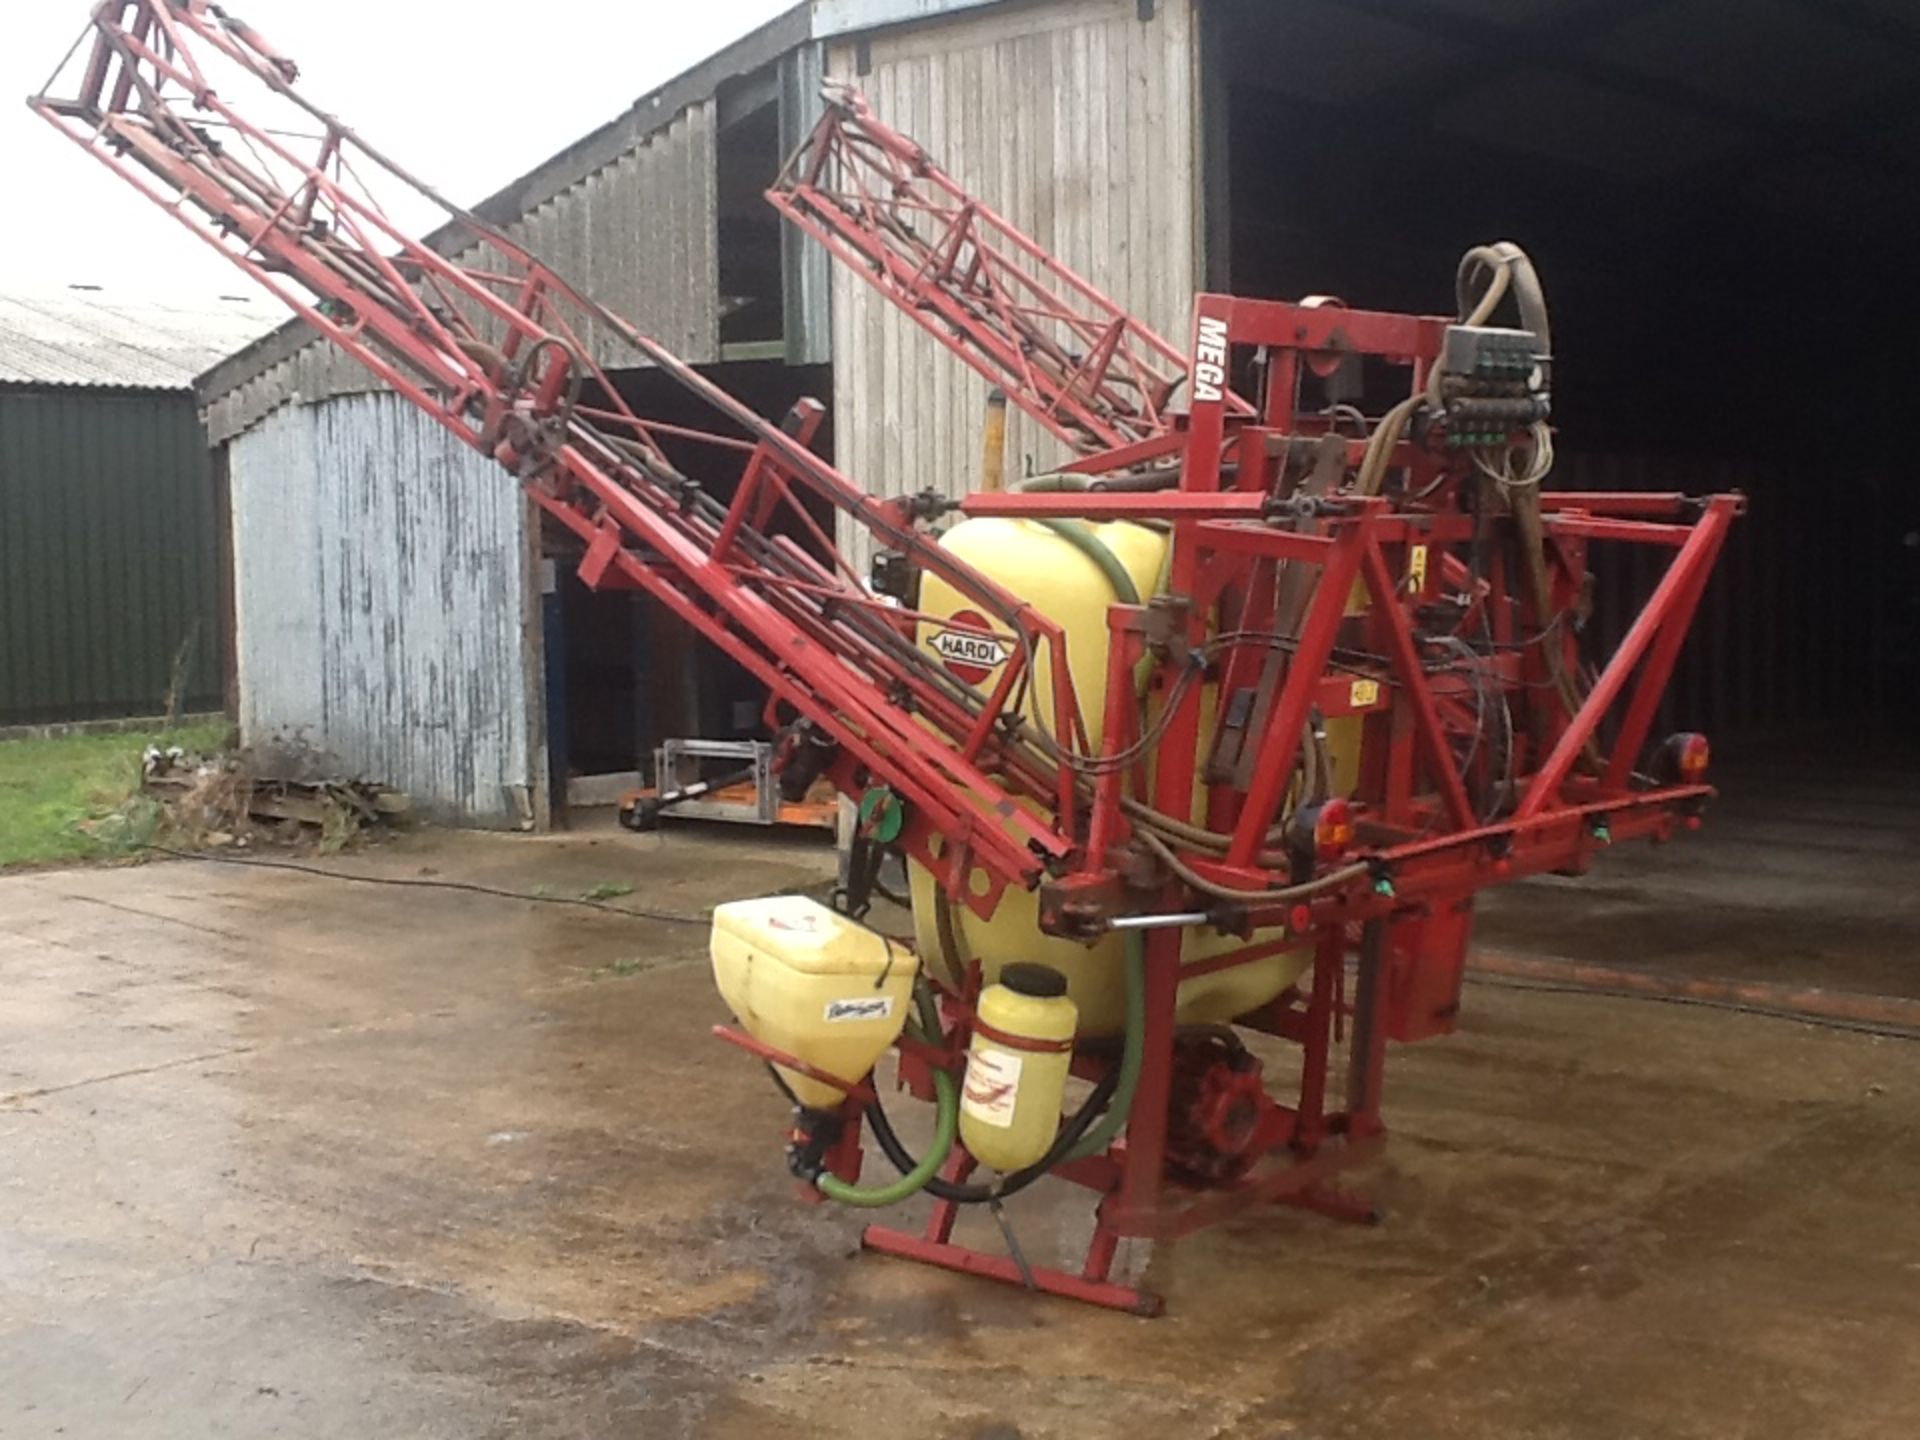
139, 844, 709, 927
1466, 973, 1920, 1044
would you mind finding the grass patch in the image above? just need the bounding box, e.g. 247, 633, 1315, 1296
0, 723, 229, 869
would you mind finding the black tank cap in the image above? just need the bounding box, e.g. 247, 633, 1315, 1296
999, 963, 1069, 999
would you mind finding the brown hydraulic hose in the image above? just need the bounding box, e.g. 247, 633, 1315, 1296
1139, 829, 1370, 906
1355, 242, 1528, 498
1447, 243, 1600, 772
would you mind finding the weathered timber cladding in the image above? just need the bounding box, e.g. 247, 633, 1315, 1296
227, 393, 538, 824
827, 0, 1202, 565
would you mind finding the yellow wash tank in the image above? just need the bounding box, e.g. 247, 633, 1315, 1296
711, 896, 917, 1109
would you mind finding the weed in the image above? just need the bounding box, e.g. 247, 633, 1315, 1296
594, 956, 648, 980
581, 880, 636, 902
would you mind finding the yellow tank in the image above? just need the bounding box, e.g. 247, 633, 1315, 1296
710, 896, 917, 1109
960, 964, 1078, 1172
919, 516, 1167, 750
910, 515, 1346, 1036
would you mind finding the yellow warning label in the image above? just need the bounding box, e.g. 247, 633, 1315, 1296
1350, 679, 1382, 709
1408, 545, 1430, 593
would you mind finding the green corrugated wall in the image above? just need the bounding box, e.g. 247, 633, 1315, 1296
0, 385, 222, 725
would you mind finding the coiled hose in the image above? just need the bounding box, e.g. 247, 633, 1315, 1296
862, 925, 1148, 1204
814, 983, 959, 1208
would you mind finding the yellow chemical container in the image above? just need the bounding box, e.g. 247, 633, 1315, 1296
961, 964, 1078, 1172
711, 896, 917, 1110
910, 863, 1312, 1035
909, 514, 1348, 1035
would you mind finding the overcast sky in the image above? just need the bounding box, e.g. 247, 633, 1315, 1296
4, 0, 796, 300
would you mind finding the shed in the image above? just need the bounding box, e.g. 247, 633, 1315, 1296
0, 286, 276, 728
193, 0, 1920, 825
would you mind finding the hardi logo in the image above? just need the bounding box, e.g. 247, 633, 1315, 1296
930, 609, 1014, 686
1192, 315, 1229, 404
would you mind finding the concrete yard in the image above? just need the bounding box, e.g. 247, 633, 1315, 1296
4, 797, 1919, 1439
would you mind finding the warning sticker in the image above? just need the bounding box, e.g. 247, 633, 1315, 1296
962, 1047, 1023, 1128
769, 908, 824, 934
1407, 545, 1430, 594
1350, 679, 1382, 710
823, 996, 894, 1024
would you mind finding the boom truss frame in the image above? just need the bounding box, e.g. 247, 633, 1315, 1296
771, 83, 1253, 456
33, 0, 1104, 906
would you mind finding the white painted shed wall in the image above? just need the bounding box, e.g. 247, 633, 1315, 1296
229, 394, 540, 826
827, 0, 1203, 562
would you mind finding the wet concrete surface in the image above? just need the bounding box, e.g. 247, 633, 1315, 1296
1479, 757, 1920, 1000
4, 818, 1919, 1438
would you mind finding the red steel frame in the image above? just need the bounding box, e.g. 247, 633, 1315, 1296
855, 292, 1737, 1306
34, 13, 1740, 1317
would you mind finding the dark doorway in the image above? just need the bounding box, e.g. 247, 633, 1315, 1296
541, 359, 835, 818
1205, 0, 1920, 753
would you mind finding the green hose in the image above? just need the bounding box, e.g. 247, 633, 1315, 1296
1036, 519, 1141, 607
905, 901, 1143, 1179
815, 983, 959, 1208
1012, 473, 1093, 494
1064, 930, 1146, 1162
1009, 475, 1144, 608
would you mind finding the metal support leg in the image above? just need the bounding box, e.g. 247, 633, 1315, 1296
1348, 919, 1390, 1137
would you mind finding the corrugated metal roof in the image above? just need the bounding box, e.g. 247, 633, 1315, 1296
200, 6, 814, 421
0, 288, 279, 391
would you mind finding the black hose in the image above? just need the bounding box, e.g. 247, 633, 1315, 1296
865, 1064, 1121, 1204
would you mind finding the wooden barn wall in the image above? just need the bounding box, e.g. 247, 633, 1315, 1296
227, 394, 541, 825
827, 0, 1202, 567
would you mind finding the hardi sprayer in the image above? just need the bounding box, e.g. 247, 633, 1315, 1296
34, 5, 1737, 1315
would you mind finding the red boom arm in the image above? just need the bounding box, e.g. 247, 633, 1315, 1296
31, 0, 1105, 905
770, 82, 1253, 456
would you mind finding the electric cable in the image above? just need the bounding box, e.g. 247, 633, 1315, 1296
138, 844, 710, 926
